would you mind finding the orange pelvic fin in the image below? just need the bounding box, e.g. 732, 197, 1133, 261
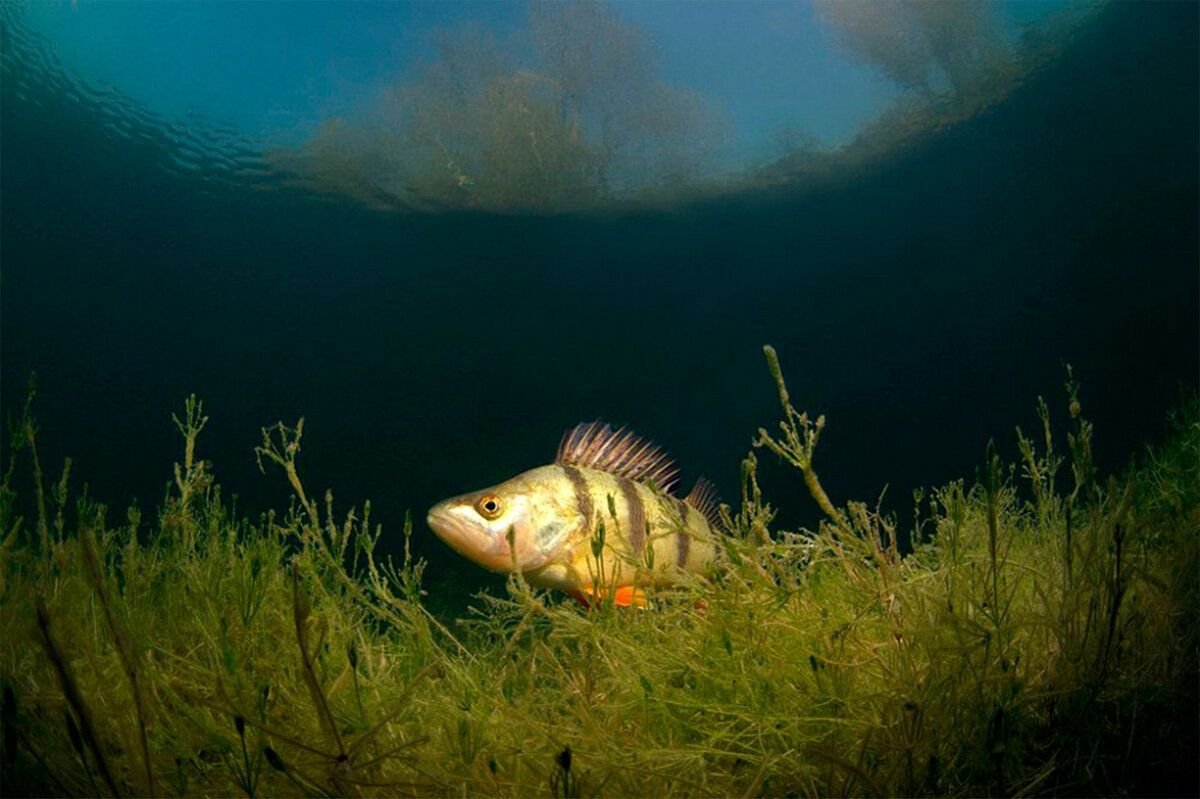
569, 586, 649, 609
612, 585, 649, 608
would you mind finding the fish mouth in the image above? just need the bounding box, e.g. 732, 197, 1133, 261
425, 502, 462, 549
425, 503, 450, 537
426, 500, 512, 572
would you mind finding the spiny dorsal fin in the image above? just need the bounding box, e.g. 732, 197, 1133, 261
685, 477, 724, 532
556, 421, 680, 493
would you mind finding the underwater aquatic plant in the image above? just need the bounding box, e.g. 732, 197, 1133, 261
1, 353, 1196, 797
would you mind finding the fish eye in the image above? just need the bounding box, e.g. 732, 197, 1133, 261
475, 493, 503, 520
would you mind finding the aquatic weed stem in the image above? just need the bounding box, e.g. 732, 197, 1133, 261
755, 345, 848, 530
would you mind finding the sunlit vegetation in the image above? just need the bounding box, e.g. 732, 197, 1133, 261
813, 0, 1010, 96
758, 0, 1103, 186
269, 0, 1102, 213
271, 2, 729, 213
2, 348, 1195, 796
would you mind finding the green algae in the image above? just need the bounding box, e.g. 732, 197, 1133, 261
1, 354, 1196, 797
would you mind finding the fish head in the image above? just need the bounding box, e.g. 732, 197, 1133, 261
427, 466, 580, 574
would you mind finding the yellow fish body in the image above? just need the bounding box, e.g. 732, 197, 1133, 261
427, 422, 722, 606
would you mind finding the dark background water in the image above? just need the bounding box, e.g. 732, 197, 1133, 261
2, 3, 1196, 615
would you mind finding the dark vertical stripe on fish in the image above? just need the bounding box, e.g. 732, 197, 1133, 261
560, 465, 593, 528
674, 498, 691, 567
618, 477, 646, 555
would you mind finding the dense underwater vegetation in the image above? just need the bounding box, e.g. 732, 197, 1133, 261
1, 351, 1197, 796
1, 0, 1198, 795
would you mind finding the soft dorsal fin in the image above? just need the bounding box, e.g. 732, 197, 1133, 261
685, 477, 724, 532
556, 421, 680, 493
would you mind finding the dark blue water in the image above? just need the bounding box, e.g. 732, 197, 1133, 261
2, 3, 1196, 614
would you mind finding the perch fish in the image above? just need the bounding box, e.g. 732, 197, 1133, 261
427, 422, 722, 606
